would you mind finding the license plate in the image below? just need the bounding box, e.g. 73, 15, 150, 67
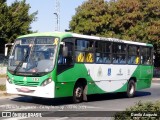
17, 87, 31, 93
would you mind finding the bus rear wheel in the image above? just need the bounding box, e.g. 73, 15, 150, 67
73, 83, 83, 103
127, 80, 136, 98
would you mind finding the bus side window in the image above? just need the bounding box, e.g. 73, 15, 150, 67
128, 45, 140, 64
75, 39, 94, 63
128, 56, 135, 64
96, 53, 100, 63
96, 53, 103, 63
146, 57, 151, 64
141, 47, 152, 65
105, 54, 111, 63
85, 53, 93, 62
135, 47, 140, 64
119, 55, 126, 64
135, 56, 140, 64
113, 56, 118, 64
76, 52, 85, 62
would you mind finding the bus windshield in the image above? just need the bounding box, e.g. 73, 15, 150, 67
8, 37, 59, 76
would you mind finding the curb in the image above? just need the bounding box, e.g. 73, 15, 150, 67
152, 78, 160, 81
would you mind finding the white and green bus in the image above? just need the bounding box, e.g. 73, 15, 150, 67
6, 32, 153, 103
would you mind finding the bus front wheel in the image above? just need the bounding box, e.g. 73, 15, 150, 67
73, 83, 83, 103
126, 80, 136, 98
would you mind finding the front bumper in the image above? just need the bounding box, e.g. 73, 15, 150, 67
6, 81, 55, 98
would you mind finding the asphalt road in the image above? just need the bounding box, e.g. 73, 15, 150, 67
0, 80, 160, 120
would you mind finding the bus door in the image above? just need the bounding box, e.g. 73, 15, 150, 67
56, 39, 75, 97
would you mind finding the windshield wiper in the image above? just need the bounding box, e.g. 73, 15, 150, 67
14, 50, 29, 74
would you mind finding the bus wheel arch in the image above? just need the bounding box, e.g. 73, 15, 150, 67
73, 78, 87, 103
127, 77, 136, 98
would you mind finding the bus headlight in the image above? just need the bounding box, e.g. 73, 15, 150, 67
6, 76, 12, 84
41, 78, 52, 86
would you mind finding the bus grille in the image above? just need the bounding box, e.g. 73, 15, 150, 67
13, 80, 39, 87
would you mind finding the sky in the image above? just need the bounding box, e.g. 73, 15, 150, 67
7, 0, 86, 32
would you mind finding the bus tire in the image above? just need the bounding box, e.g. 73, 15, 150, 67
73, 83, 83, 103
126, 80, 135, 98
31, 96, 41, 101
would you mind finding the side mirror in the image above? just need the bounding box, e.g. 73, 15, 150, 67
153, 55, 155, 60
63, 46, 68, 57
5, 46, 8, 56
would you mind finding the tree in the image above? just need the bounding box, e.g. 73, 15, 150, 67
107, 0, 160, 67
0, 0, 8, 39
108, 0, 160, 44
0, 0, 38, 43
69, 0, 110, 36
69, 0, 160, 44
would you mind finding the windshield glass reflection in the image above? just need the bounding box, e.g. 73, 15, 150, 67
8, 37, 58, 75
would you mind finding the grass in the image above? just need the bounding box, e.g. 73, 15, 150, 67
0, 85, 6, 91
114, 101, 160, 120
0, 74, 6, 78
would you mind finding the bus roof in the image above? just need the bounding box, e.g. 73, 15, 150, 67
17, 32, 153, 47
17, 32, 73, 39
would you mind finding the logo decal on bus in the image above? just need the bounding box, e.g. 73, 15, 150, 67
108, 68, 111, 76
97, 67, 102, 77
54, 38, 59, 45
117, 69, 123, 76
128, 69, 130, 75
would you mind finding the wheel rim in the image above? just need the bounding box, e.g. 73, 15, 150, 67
75, 87, 82, 98
129, 83, 134, 95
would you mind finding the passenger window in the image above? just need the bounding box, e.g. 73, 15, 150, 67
112, 43, 126, 64
76, 51, 85, 62
113, 54, 126, 64
95, 41, 111, 64
128, 46, 140, 64
75, 39, 94, 63
113, 44, 126, 54
141, 47, 152, 65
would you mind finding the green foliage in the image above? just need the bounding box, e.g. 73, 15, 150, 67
0, 0, 8, 39
69, 0, 160, 46
0, 74, 6, 78
114, 101, 160, 120
0, 0, 38, 43
0, 85, 6, 91
70, 0, 110, 35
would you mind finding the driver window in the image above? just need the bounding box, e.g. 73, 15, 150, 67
14, 45, 29, 62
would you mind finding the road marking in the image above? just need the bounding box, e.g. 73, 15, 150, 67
2, 117, 28, 120
0, 104, 36, 111
52, 117, 69, 120
1, 104, 102, 120
0, 104, 15, 108
0, 103, 38, 120
0, 104, 17, 110
85, 105, 102, 109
